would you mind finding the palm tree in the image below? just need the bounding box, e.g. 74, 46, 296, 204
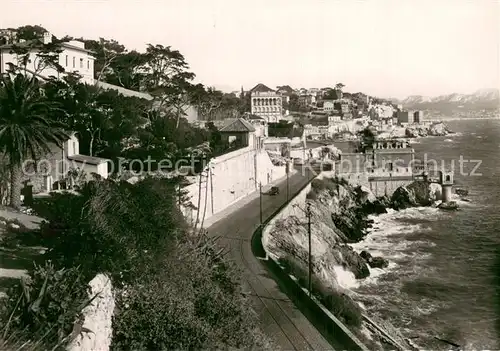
0, 73, 69, 209
335, 82, 345, 91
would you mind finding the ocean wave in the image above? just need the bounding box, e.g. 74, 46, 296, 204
333, 265, 359, 289
444, 138, 453, 142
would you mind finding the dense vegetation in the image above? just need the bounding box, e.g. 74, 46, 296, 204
0, 25, 271, 350
1, 178, 272, 350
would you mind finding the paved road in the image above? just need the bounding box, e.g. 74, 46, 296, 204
208, 167, 334, 351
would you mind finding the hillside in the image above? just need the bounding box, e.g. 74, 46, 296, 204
392, 88, 499, 112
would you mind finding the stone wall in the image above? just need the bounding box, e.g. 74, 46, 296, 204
368, 178, 413, 197
262, 171, 335, 253
336, 171, 414, 198
181, 146, 286, 226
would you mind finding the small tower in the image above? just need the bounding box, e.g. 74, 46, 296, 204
43, 31, 52, 44
439, 170, 454, 202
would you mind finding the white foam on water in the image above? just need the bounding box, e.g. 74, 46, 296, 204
333, 265, 359, 289
349, 206, 443, 286
444, 138, 453, 142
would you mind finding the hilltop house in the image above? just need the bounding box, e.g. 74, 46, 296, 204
0, 31, 95, 84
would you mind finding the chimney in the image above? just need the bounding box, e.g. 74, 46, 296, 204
43, 32, 52, 44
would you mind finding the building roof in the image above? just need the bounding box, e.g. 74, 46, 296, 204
246, 114, 266, 120
0, 40, 95, 55
250, 83, 275, 93
68, 154, 110, 165
96, 81, 153, 100
219, 118, 256, 133
211, 118, 257, 132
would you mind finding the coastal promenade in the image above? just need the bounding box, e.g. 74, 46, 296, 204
208, 167, 335, 351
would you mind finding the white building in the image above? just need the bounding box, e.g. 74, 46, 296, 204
250, 83, 283, 123
0, 31, 95, 84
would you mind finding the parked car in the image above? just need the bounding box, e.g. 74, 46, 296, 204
268, 186, 280, 195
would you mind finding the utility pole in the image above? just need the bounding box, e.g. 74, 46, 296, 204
286, 161, 290, 202
259, 182, 263, 227
306, 201, 312, 297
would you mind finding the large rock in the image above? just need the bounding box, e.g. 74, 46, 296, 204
360, 250, 389, 269
390, 186, 418, 210
370, 256, 389, 269
67, 274, 115, 351
438, 201, 459, 211
390, 181, 435, 210
428, 122, 450, 136
337, 245, 370, 279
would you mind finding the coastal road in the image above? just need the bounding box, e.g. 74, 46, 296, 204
208, 167, 335, 351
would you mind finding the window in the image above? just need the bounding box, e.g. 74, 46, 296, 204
80, 58, 83, 68
72, 57, 75, 68
65, 55, 68, 66
87, 60, 89, 69
73, 141, 76, 154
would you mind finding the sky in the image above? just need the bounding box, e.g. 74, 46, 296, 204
2, 0, 499, 98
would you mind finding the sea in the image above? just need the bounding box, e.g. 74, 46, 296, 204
347, 118, 500, 350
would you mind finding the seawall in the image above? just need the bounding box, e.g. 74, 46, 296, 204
336, 171, 414, 197
258, 171, 370, 351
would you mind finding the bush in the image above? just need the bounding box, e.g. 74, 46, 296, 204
22, 177, 272, 350
319, 291, 363, 327
111, 233, 270, 350
0, 262, 91, 349
30, 178, 185, 282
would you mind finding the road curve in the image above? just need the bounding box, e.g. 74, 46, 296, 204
208, 168, 334, 351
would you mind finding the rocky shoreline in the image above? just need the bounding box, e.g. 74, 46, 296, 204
405, 121, 453, 138
265, 176, 446, 349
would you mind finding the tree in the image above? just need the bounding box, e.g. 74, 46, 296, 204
138, 44, 196, 127
335, 82, 345, 91
83, 38, 126, 83
357, 126, 377, 152
13, 25, 47, 41
0, 73, 69, 209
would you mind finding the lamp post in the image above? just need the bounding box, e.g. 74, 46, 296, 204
291, 202, 314, 297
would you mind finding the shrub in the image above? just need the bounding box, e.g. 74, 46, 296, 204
279, 255, 308, 284
0, 262, 92, 349
22, 177, 271, 350
30, 178, 185, 282
319, 291, 363, 327
111, 233, 270, 350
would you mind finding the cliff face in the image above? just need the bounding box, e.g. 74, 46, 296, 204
264, 177, 380, 289
263, 176, 438, 349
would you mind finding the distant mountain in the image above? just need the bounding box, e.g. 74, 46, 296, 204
392, 88, 499, 112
